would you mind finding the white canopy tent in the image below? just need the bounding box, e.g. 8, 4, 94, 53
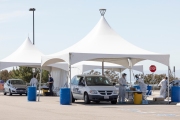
41, 14, 169, 68
0, 38, 68, 99
41, 9, 170, 102
0, 37, 69, 71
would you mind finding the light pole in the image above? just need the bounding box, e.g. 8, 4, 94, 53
29, 8, 36, 45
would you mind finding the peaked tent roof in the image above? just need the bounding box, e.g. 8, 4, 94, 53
41, 12, 170, 67
0, 38, 68, 71
72, 61, 143, 73
0, 37, 44, 70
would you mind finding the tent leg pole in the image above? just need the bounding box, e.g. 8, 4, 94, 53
102, 61, 104, 76
69, 64, 72, 104
128, 58, 132, 86
118, 69, 122, 103
130, 68, 132, 86
129, 59, 132, 86
174, 66, 175, 78
168, 66, 170, 104
69, 54, 72, 104
120, 69, 122, 77
38, 67, 42, 102
142, 72, 145, 80
152, 72, 154, 93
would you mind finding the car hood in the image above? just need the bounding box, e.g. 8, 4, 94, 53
87, 86, 116, 91
11, 85, 27, 88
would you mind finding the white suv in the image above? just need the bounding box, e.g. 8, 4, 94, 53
71, 75, 118, 104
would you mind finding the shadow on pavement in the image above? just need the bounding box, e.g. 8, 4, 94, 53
72, 101, 173, 106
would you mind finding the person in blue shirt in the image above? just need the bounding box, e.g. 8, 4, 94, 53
48, 74, 54, 96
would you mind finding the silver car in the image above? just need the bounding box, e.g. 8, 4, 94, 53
4, 79, 27, 96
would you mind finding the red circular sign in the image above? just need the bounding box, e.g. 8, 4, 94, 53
149, 65, 156, 72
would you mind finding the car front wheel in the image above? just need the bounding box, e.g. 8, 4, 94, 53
72, 93, 75, 103
3, 91, 6, 95
9, 89, 12, 96
84, 93, 90, 104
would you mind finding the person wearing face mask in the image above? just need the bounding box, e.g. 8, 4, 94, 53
119, 73, 127, 103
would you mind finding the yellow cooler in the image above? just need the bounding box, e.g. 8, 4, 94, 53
134, 92, 142, 104
42, 89, 49, 96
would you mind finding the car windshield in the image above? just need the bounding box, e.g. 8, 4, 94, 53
10, 80, 26, 85
85, 76, 113, 86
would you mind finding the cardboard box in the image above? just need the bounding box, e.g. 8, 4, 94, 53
130, 87, 136, 91
153, 97, 164, 101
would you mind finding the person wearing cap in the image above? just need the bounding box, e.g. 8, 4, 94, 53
119, 73, 127, 103
47, 74, 54, 96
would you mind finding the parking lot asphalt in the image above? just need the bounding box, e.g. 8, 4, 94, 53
0, 92, 180, 120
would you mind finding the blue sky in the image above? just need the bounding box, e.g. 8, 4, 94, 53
0, 0, 180, 73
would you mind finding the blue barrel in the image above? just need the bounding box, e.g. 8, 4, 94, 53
60, 88, 70, 105
146, 85, 152, 95
134, 85, 140, 90
27, 87, 37, 101
171, 86, 180, 102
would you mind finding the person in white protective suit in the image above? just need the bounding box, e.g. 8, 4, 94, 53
135, 75, 147, 100
119, 73, 127, 103
158, 77, 168, 98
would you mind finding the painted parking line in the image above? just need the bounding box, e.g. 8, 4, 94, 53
118, 108, 180, 117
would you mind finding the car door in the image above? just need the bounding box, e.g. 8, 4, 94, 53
76, 77, 85, 100
71, 76, 76, 98
4, 81, 7, 92
72, 76, 81, 99
4, 80, 9, 92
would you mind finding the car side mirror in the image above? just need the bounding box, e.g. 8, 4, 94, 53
113, 83, 116, 86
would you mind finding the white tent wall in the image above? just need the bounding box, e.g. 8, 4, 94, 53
50, 67, 68, 89
72, 61, 144, 74
71, 66, 84, 79
49, 62, 68, 72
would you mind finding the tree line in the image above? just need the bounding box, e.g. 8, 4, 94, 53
1, 68, 178, 84
0, 67, 49, 83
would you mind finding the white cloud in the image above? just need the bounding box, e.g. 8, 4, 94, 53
0, 11, 30, 22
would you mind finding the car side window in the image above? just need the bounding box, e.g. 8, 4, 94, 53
79, 77, 85, 86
